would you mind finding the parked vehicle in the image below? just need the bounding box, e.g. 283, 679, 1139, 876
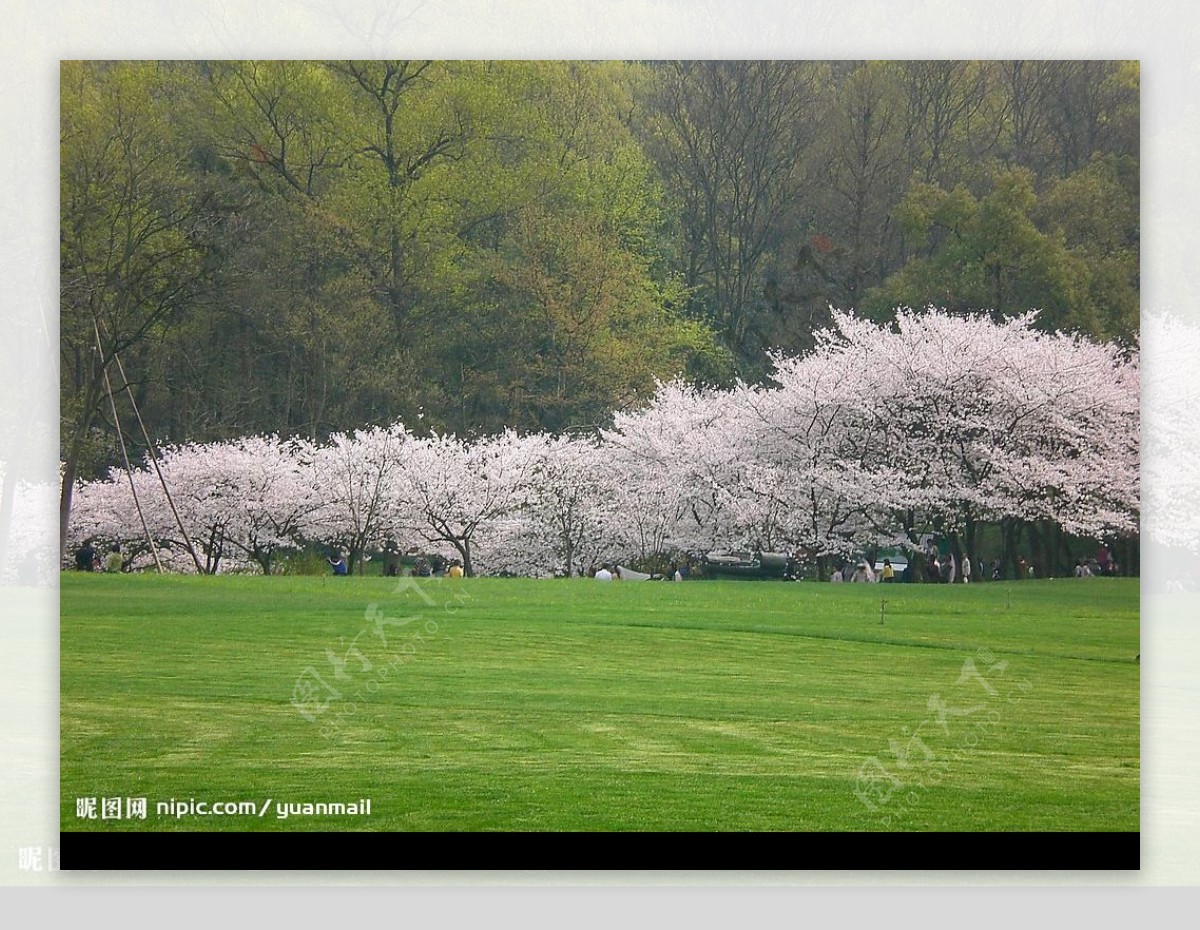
702, 550, 796, 580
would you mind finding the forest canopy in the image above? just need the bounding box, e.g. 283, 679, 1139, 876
61, 60, 1139, 491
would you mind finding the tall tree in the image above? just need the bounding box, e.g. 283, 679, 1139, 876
995, 60, 1059, 172
822, 61, 908, 303
866, 163, 1136, 341
59, 61, 231, 556
900, 60, 994, 186
646, 61, 824, 366
325, 60, 472, 328
1043, 61, 1139, 175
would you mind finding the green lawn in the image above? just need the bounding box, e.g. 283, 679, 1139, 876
60, 574, 1139, 832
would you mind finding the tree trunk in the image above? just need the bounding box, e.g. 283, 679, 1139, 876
963, 518, 978, 577
1055, 524, 1074, 578
948, 532, 965, 583
59, 376, 104, 559
1000, 517, 1023, 580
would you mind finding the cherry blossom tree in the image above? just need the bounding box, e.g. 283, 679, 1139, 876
70, 436, 323, 574
604, 372, 892, 570
307, 423, 412, 575
814, 309, 1016, 556
802, 308, 1139, 570
63, 307, 1138, 579
598, 308, 1138, 577
601, 381, 743, 565
743, 347, 900, 564
396, 430, 539, 577
149, 441, 258, 574
209, 435, 324, 574
980, 324, 1138, 539
68, 465, 181, 572
469, 516, 561, 579
466, 432, 651, 578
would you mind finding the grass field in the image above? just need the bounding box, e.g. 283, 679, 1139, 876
60, 574, 1139, 832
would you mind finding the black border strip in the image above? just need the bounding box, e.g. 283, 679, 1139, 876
61, 830, 1140, 871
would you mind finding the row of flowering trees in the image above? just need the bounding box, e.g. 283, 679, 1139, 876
67, 310, 1139, 576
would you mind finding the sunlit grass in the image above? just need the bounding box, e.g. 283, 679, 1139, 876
61, 574, 1139, 831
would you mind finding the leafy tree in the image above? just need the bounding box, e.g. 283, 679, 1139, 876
1043, 61, 1139, 175
1037, 154, 1139, 341
827, 63, 907, 297
994, 60, 1060, 172
417, 62, 729, 433
866, 161, 1137, 341
59, 61, 232, 556
899, 60, 994, 186
866, 168, 1089, 332
201, 60, 349, 200
645, 61, 825, 367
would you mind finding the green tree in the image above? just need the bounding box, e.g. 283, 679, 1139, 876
422, 62, 730, 432
1043, 61, 1139, 175
864, 169, 1084, 328
644, 61, 826, 367
994, 60, 1060, 172
59, 61, 232, 555
899, 60, 995, 186
866, 162, 1136, 341
821, 61, 908, 303
1037, 154, 1139, 341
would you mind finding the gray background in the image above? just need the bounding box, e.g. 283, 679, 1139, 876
1, 0, 1195, 901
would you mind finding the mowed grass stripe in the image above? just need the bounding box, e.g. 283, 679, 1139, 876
61, 575, 1138, 831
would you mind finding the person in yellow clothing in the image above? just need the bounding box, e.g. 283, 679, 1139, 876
447, 562, 464, 578
105, 544, 125, 573
880, 558, 895, 583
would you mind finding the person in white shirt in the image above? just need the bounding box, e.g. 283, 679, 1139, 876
850, 562, 874, 583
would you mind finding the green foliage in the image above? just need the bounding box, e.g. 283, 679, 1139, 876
865, 163, 1136, 340
60, 60, 1140, 477
74, 60, 723, 446
1038, 154, 1139, 340
59, 61, 238, 550
277, 547, 333, 576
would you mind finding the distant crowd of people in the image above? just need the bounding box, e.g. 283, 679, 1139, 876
328, 548, 466, 578
825, 543, 1124, 584
71, 538, 1124, 582
829, 546, 974, 584
1074, 545, 1122, 578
